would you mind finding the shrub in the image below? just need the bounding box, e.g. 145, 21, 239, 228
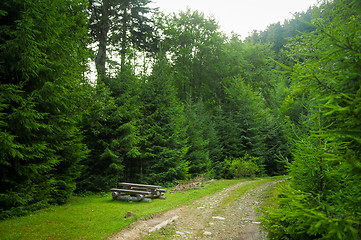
224, 153, 261, 178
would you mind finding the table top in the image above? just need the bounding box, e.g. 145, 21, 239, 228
118, 182, 162, 189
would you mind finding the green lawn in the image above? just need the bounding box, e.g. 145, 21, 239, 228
0, 179, 245, 240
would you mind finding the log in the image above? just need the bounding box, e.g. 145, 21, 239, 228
114, 195, 151, 202
136, 194, 144, 201
112, 191, 120, 199
110, 188, 150, 195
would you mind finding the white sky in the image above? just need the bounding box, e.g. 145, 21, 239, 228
150, 0, 319, 38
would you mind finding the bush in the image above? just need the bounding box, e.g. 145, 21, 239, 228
224, 153, 261, 178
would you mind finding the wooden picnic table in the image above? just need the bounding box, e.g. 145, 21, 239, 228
111, 182, 167, 202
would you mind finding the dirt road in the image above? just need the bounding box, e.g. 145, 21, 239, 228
108, 179, 276, 240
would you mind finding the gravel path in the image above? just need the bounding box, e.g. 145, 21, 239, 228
108, 179, 276, 240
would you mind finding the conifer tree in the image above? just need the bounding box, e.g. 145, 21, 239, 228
138, 53, 189, 184
263, 0, 361, 238
184, 101, 211, 177
0, 0, 89, 218
78, 83, 124, 191
220, 77, 266, 165
78, 61, 143, 190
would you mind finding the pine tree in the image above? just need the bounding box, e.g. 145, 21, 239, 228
138, 53, 189, 184
221, 77, 265, 160
263, 1, 361, 238
78, 63, 143, 190
78, 83, 123, 191
0, 0, 89, 218
184, 101, 211, 177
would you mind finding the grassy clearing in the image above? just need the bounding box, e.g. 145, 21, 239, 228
0, 177, 285, 239
0, 179, 240, 240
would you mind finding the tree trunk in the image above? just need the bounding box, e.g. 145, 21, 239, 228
120, 6, 128, 72
95, 0, 110, 84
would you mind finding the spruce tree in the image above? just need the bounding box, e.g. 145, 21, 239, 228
138, 53, 189, 184
79, 66, 142, 191
0, 0, 89, 218
184, 101, 211, 177
263, 0, 361, 238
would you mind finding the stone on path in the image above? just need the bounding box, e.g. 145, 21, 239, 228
148, 216, 179, 232
203, 231, 212, 236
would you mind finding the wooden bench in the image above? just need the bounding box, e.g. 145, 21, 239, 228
111, 182, 167, 202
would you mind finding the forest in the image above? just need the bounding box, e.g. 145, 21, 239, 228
0, 0, 360, 238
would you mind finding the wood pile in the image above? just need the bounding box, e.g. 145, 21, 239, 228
171, 176, 208, 193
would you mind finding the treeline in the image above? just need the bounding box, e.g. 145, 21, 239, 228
0, 2, 360, 238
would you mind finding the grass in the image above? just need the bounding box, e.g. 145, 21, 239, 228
144, 225, 177, 240
261, 176, 289, 209
0, 177, 285, 239
0, 179, 241, 240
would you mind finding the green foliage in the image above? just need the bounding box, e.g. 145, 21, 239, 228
224, 153, 260, 178
110, 67, 142, 182
89, 0, 157, 80
78, 83, 120, 191
0, 0, 89, 218
184, 101, 211, 177
160, 8, 227, 103
153, 9, 289, 179
0, 0, 320, 223
138, 53, 189, 184
246, 7, 315, 53
263, 0, 361, 239
216, 76, 288, 175
263, 181, 360, 240
78, 66, 142, 191
0, 84, 51, 218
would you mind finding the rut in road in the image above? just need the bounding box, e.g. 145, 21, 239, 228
108, 179, 277, 240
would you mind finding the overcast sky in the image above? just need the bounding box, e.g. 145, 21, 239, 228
150, 0, 319, 38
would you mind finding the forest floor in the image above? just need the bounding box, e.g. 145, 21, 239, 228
108, 179, 277, 240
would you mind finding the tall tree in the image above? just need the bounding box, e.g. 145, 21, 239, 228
220, 78, 265, 159
184, 101, 211, 177
224, 36, 279, 107
160, 9, 226, 104
78, 64, 142, 191
0, 0, 89, 218
78, 83, 124, 191
138, 53, 189, 184
246, 7, 315, 53
89, 0, 157, 82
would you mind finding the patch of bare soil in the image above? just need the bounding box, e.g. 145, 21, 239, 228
108, 179, 276, 240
